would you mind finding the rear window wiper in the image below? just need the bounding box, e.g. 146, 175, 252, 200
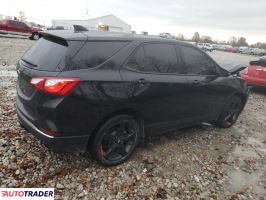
21, 58, 38, 67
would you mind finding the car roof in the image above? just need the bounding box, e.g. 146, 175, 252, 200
40, 30, 190, 45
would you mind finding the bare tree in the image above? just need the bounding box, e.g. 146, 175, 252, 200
236, 37, 248, 47
18, 11, 26, 22
201, 35, 213, 43
192, 32, 200, 43
252, 42, 266, 49
228, 36, 237, 46
177, 34, 185, 41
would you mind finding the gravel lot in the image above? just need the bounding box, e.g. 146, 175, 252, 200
0, 38, 265, 199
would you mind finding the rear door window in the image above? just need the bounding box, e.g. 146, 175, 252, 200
127, 43, 182, 74
144, 43, 180, 73
17, 22, 28, 28
68, 41, 129, 70
179, 45, 218, 75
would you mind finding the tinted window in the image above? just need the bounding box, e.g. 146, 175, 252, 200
9, 20, 18, 27
127, 46, 146, 71
23, 38, 70, 71
144, 44, 179, 73
179, 45, 217, 75
127, 44, 181, 74
70, 41, 128, 70
250, 58, 266, 67
17, 22, 28, 28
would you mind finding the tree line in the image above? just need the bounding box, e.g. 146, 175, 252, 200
176, 32, 265, 49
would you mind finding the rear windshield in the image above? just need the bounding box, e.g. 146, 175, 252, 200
22, 38, 74, 71
62, 41, 129, 71
250, 58, 266, 67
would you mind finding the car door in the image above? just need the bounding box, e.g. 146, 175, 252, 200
6, 20, 16, 34
178, 44, 224, 122
17, 21, 31, 35
120, 42, 191, 135
7, 20, 29, 36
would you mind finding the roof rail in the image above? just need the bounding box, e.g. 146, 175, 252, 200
73, 25, 88, 32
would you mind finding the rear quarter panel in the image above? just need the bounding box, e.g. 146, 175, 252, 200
0, 20, 7, 33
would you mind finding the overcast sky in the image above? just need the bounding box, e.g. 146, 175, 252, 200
1, 0, 265, 44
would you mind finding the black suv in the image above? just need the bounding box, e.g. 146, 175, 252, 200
16, 31, 249, 166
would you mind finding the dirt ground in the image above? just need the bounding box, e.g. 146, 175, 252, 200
0, 37, 265, 199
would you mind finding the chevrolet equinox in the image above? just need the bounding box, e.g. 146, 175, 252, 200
16, 30, 249, 166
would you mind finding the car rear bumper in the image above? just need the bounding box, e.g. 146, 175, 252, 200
241, 74, 266, 87
16, 104, 90, 153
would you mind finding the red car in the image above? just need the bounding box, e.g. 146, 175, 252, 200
0, 19, 41, 40
224, 47, 238, 53
240, 57, 266, 87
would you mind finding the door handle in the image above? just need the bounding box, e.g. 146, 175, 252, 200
136, 78, 148, 85
192, 80, 200, 84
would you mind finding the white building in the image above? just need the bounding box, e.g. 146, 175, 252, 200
52, 14, 131, 33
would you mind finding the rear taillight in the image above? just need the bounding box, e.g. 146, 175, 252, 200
30, 77, 80, 96
241, 67, 248, 75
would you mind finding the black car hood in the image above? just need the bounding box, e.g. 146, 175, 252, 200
228, 64, 247, 75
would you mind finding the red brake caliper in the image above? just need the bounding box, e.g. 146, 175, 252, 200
99, 145, 106, 156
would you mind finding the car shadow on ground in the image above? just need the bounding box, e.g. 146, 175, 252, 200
250, 86, 266, 95
36, 123, 216, 169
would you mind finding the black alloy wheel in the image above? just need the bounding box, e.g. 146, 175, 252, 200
216, 96, 243, 128
90, 115, 140, 166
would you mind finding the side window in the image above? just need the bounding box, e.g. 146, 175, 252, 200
144, 44, 179, 73
127, 46, 146, 71
18, 22, 28, 28
179, 45, 217, 75
9, 20, 18, 27
127, 43, 182, 74
69, 41, 128, 70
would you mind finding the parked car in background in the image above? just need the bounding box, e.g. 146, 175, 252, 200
239, 46, 249, 53
240, 56, 266, 87
253, 48, 266, 56
187, 41, 196, 46
16, 30, 249, 166
241, 47, 252, 55
197, 43, 213, 52
224, 46, 238, 53
213, 44, 226, 51
0, 19, 41, 40
249, 48, 257, 55
159, 32, 175, 39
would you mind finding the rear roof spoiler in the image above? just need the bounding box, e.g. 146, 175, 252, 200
39, 32, 68, 46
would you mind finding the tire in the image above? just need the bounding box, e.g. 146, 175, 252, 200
31, 33, 39, 40
90, 115, 140, 166
216, 96, 243, 128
